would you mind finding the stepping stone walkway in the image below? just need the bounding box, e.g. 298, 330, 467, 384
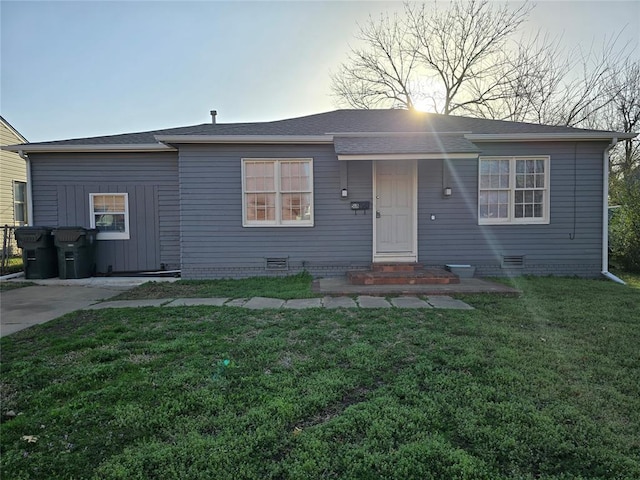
88, 295, 473, 310
85, 299, 168, 309
357, 296, 392, 309
426, 296, 474, 310
391, 296, 432, 309
243, 297, 285, 309
165, 298, 228, 307
322, 296, 358, 309
283, 298, 323, 309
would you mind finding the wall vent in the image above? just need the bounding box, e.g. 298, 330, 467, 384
265, 257, 289, 271
502, 255, 525, 268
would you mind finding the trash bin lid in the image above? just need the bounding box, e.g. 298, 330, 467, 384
53, 227, 87, 243
18, 233, 42, 242
14, 226, 54, 245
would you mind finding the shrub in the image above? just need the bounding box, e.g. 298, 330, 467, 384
610, 175, 640, 272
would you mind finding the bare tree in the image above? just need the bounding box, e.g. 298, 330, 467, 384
468, 32, 569, 123
608, 60, 640, 178
332, 0, 633, 130
332, 0, 532, 114
599, 59, 640, 205
331, 12, 419, 110
404, 0, 532, 115
504, 33, 631, 127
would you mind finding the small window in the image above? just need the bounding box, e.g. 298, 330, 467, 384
13, 181, 27, 225
479, 156, 550, 225
89, 193, 130, 240
242, 159, 313, 227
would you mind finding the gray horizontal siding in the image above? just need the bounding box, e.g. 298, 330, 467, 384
178, 144, 372, 278
180, 141, 607, 279
29, 139, 608, 279
418, 141, 607, 276
30, 152, 179, 273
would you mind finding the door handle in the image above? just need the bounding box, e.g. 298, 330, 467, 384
376, 211, 381, 218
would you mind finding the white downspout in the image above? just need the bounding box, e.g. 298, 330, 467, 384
18, 150, 34, 226
601, 138, 625, 285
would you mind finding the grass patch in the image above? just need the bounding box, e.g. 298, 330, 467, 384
617, 271, 640, 289
1, 276, 639, 479
1, 256, 23, 276
112, 272, 317, 301
0, 281, 35, 292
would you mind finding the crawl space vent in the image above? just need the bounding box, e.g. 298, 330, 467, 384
502, 255, 525, 268
265, 257, 289, 271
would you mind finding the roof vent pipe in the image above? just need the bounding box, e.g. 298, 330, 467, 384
210, 110, 217, 124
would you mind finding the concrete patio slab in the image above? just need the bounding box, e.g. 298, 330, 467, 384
283, 298, 323, 309
242, 297, 285, 309
322, 296, 358, 309
0, 284, 126, 337
427, 296, 475, 310
390, 296, 432, 309
164, 298, 229, 307
357, 296, 392, 308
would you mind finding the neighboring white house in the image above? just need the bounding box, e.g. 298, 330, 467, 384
1, 116, 28, 255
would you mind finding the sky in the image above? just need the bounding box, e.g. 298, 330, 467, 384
1, 0, 639, 143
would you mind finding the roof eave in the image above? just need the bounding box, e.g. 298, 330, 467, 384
155, 134, 334, 144
0, 116, 27, 143
337, 152, 479, 161
1, 143, 177, 153
465, 132, 638, 142
330, 131, 472, 137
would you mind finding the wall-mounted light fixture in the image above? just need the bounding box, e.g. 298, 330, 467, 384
443, 187, 452, 197
341, 188, 348, 198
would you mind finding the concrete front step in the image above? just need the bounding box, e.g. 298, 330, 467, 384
347, 267, 460, 286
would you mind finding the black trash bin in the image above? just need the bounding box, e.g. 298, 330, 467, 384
52, 227, 98, 279
14, 227, 59, 279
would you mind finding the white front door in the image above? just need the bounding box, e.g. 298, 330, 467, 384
373, 160, 417, 262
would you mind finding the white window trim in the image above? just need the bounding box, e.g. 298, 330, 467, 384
13, 180, 28, 226
242, 158, 314, 227
89, 193, 130, 240
478, 156, 550, 225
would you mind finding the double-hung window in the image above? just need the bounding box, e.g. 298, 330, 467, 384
13, 181, 27, 225
89, 193, 130, 239
478, 156, 550, 225
242, 159, 313, 227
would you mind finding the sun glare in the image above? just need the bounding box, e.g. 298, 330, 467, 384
412, 98, 438, 113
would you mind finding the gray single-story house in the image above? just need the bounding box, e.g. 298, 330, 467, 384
4, 109, 636, 280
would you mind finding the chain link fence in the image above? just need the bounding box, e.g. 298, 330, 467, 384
1, 225, 23, 275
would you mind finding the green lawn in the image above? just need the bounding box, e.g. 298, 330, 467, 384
1, 276, 639, 479
0, 256, 23, 276
111, 271, 317, 300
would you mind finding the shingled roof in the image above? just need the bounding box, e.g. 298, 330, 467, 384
14, 109, 630, 148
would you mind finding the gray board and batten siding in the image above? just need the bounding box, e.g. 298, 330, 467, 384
29, 152, 179, 273
176, 140, 606, 279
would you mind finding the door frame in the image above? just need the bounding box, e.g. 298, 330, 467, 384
372, 159, 418, 263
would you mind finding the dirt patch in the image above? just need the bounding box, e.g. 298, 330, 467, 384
128, 353, 157, 365
39, 311, 99, 336
294, 384, 378, 431
0, 382, 24, 424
